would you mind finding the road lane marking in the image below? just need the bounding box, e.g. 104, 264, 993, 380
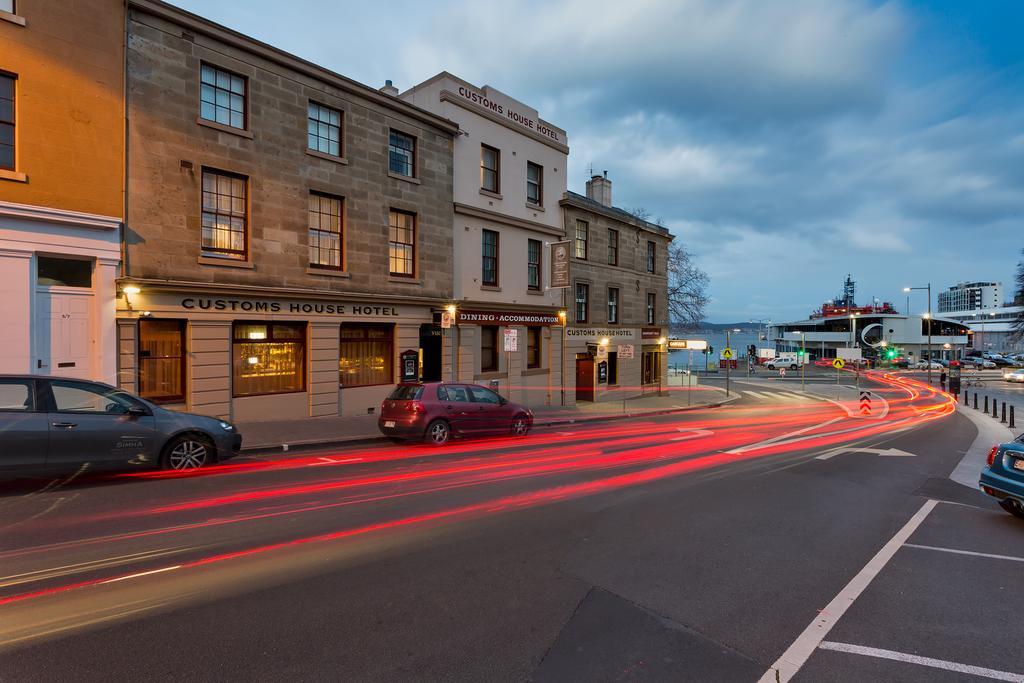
757, 499, 939, 683
815, 447, 915, 461
904, 543, 1024, 564
100, 565, 181, 584
314, 457, 363, 465
669, 428, 714, 442
726, 417, 844, 454
818, 641, 1024, 682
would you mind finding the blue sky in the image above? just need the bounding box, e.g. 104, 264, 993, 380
171, 0, 1024, 323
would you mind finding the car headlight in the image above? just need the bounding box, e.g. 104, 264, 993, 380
219, 421, 235, 431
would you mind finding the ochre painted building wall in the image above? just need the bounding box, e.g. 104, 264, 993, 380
0, 0, 124, 218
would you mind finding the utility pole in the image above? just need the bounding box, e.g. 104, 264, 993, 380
800, 331, 806, 394
725, 329, 731, 397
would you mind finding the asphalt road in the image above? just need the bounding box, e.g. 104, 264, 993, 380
1, 372, 1021, 681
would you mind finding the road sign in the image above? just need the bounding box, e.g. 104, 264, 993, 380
832, 358, 845, 370
617, 344, 634, 359
722, 348, 734, 360
503, 328, 518, 352
859, 390, 872, 415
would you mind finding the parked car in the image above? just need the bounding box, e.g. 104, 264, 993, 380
765, 358, 799, 370
0, 375, 241, 473
378, 382, 533, 445
980, 433, 1024, 519
1003, 369, 1024, 383
915, 360, 943, 370
990, 357, 1015, 367
963, 357, 996, 369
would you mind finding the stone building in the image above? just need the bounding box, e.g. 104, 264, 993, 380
560, 174, 672, 403
117, 0, 458, 421
0, 0, 124, 383
400, 73, 569, 407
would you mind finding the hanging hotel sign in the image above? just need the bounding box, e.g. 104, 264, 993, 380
641, 327, 663, 340
550, 241, 571, 289
457, 310, 562, 325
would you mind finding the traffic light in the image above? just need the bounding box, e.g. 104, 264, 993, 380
708, 345, 714, 355
797, 348, 805, 357
885, 348, 897, 359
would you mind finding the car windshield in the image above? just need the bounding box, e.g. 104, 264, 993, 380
387, 385, 424, 400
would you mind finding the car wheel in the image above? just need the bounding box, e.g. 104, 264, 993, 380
790, 364, 798, 370
161, 434, 212, 470
999, 499, 1024, 520
511, 414, 530, 437
424, 419, 450, 446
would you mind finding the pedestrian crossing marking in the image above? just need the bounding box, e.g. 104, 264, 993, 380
744, 391, 810, 402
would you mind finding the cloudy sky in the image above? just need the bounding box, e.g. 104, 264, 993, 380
173, 0, 1023, 323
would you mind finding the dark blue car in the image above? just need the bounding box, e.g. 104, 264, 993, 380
980, 433, 1024, 519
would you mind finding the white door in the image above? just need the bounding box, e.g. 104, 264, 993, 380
35, 289, 93, 379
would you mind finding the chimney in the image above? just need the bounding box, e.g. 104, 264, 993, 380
379, 79, 399, 96
585, 170, 612, 207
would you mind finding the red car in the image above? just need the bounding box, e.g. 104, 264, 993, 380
378, 382, 534, 445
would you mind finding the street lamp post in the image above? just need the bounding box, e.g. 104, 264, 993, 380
790, 331, 806, 393
904, 284, 932, 383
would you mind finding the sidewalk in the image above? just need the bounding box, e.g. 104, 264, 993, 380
237, 386, 732, 454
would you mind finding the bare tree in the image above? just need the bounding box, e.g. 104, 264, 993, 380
667, 241, 710, 330
627, 207, 710, 329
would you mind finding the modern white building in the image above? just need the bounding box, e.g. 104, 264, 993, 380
770, 313, 971, 361
939, 306, 1024, 354
937, 281, 1003, 313
400, 73, 569, 405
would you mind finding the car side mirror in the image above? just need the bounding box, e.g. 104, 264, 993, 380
499, 397, 507, 406
127, 406, 148, 418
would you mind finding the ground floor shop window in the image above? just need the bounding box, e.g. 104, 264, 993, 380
526, 327, 541, 369
138, 319, 186, 402
340, 324, 393, 387
481, 325, 498, 372
642, 351, 659, 385
233, 322, 306, 397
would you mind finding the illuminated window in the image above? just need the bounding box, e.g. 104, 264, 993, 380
200, 64, 246, 129
389, 209, 415, 276
608, 287, 619, 324
481, 144, 499, 192
607, 229, 618, 266
388, 130, 415, 177
527, 162, 543, 206
482, 229, 499, 286
527, 327, 541, 369
309, 192, 343, 269
481, 326, 498, 372
201, 169, 247, 259
0, 73, 14, 171
574, 220, 588, 259
575, 283, 589, 324
647, 292, 656, 325
138, 319, 186, 402
339, 324, 393, 387
232, 323, 305, 397
308, 102, 342, 157
527, 239, 541, 291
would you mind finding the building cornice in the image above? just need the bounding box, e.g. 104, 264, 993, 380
437, 89, 570, 154
128, 0, 459, 137
0, 201, 121, 230
116, 277, 451, 306
454, 202, 565, 237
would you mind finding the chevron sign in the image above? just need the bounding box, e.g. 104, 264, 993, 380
859, 391, 872, 415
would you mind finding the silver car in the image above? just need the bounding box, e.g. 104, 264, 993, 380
0, 375, 241, 473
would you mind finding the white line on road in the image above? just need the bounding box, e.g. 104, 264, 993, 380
314, 457, 363, 465
669, 428, 714, 442
904, 543, 1024, 564
726, 417, 844, 454
815, 446, 915, 461
818, 641, 1024, 682
757, 499, 940, 683
100, 565, 182, 584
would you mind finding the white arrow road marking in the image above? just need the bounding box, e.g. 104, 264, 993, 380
314, 457, 363, 465
670, 428, 715, 442
815, 447, 916, 460
726, 417, 843, 454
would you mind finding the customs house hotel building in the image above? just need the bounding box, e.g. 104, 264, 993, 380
115, 1, 458, 421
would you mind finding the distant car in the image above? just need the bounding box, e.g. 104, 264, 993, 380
0, 375, 241, 473
378, 382, 533, 445
915, 360, 943, 370
1003, 369, 1024, 383
765, 358, 798, 370
980, 433, 1024, 520
963, 357, 996, 369
934, 359, 950, 367
990, 357, 1015, 367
